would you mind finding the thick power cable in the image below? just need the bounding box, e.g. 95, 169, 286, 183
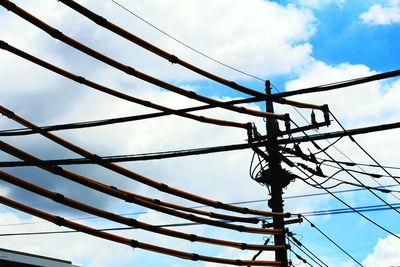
0, 169, 285, 251
301, 215, 364, 266
3, 119, 400, 167
0, 97, 259, 137
4, 201, 400, 236
0, 40, 247, 130
58, 0, 322, 111
0, 195, 282, 266
271, 70, 400, 99
0, 0, 288, 121
0, 140, 286, 234
0, 105, 286, 217
0, 111, 290, 222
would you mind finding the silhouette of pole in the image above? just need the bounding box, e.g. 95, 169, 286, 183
265, 80, 288, 266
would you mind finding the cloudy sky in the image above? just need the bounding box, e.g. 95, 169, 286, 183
0, 0, 399, 266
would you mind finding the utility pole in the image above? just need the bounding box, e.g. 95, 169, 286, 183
265, 80, 288, 267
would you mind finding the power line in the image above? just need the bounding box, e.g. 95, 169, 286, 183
2, 183, 398, 228
0, 195, 282, 266
317, 158, 400, 170
3, 201, 400, 237
0, 97, 259, 136
109, 0, 266, 82
330, 111, 400, 186
0, 140, 287, 234
0, 41, 249, 130
270, 69, 400, 99
0, 1, 288, 120
289, 120, 400, 239
301, 215, 364, 266
287, 236, 324, 267
0, 169, 284, 251
2, 119, 400, 167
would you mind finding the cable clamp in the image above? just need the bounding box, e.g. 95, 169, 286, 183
0, 40, 8, 49
94, 15, 107, 26
125, 66, 136, 75
190, 234, 198, 242
191, 253, 199, 261
131, 240, 139, 248
54, 216, 65, 226
50, 29, 63, 39
53, 193, 65, 203
159, 183, 169, 192
169, 55, 179, 64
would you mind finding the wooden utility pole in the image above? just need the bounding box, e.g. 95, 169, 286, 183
265, 80, 288, 266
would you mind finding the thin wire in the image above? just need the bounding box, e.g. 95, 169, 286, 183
3, 202, 400, 237
110, 0, 265, 82
316, 157, 400, 170
288, 234, 327, 266
301, 202, 400, 217
2, 183, 399, 228
301, 215, 364, 266
330, 111, 400, 185
287, 239, 317, 267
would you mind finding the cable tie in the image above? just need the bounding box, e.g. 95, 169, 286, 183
240, 243, 248, 250
190, 234, 198, 242
230, 81, 238, 88
53, 193, 65, 203
242, 207, 250, 214
54, 216, 65, 226
239, 106, 246, 111
199, 116, 205, 121
159, 183, 169, 192
235, 259, 243, 265
94, 15, 107, 26
238, 225, 245, 232
110, 185, 118, 190
169, 55, 179, 64
125, 66, 136, 75
191, 253, 200, 261
153, 199, 161, 204
188, 91, 197, 97
50, 29, 63, 39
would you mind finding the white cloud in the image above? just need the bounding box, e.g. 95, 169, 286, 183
291, 0, 346, 9
1, 1, 400, 266
363, 234, 400, 266
360, 1, 400, 25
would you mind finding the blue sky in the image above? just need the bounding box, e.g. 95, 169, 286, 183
0, 0, 400, 266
